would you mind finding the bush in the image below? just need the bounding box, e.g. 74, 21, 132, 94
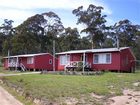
0, 61, 2, 67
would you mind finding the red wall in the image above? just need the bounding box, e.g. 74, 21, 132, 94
20, 57, 35, 69
120, 48, 136, 71
57, 52, 121, 71
92, 52, 120, 71
24, 54, 57, 70
3, 48, 136, 71
4, 59, 8, 69
57, 49, 136, 71
34, 54, 53, 70
3, 54, 58, 71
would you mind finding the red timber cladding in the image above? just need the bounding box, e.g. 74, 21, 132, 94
120, 48, 135, 71
4, 58, 8, 69
57, 53, 82, 70
34, 54, 53, 70
70, 53, 93, 63
86, 53, 93, 67
71, 53, 82, 61
58, 52, 121, 71
57, 54, 65, 70
92, 52, 121, 71
20, 57, 35, 69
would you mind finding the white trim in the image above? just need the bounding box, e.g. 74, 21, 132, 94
93, 53, 112, 64
83, 52, 85, 73
56, 47, 129, 55
4, 53, 49, 58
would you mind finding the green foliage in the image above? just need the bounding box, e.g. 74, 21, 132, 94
0, 19, 14, 55
2, 12, 65, 55
58, 27, 87, 51
0, 57, 2, 67
113, 19, 139, 47
73, 4, 107, 48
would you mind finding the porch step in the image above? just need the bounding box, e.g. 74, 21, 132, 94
20, 63, 27, 71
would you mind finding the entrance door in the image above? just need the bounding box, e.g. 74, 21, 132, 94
81, 55, 88, 62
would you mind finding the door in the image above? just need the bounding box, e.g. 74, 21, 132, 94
81, 55, 88, 62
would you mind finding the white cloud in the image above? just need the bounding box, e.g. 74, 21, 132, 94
0, 9, 33, 21
0, 0, 112, 27
0, 9, 35, 26
0, 0, 112, 14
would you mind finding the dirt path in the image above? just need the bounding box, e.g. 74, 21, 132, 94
0, 72, 41, 105
107, 89, 140, 105
0, 86, 23, 105
0, 71, 41, 77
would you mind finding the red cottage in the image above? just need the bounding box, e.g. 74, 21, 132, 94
3, 53, 57, 71
56, 47, 136, 72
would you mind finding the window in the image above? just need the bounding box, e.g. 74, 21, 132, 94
27, 57, 34, 64
49, 59, 52, 64
60, 55, 70, 65
106, 54, 111, 63
93, 53, 111, 64
94, 55, 99, 63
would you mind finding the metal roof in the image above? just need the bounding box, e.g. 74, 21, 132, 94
56, 47, 129, 55
4, 53, 49, 58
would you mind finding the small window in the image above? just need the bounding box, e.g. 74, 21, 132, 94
49, 59, 52, 64
94, 55, 99, 63
106, 54, 111, 63
27, 57, 34, 64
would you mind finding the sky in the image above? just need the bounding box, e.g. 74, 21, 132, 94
0, 0, 140, 31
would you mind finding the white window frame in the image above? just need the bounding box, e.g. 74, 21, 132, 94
93, 53, 111, 64
27, 57, 34, 64
60, 55, 70, 65
49, 59, 52, 64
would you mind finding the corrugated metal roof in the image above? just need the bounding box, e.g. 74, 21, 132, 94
56, 47, 129, 55
3, 53, 49, 58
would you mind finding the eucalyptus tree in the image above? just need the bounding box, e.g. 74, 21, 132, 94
0, 19, 14, 55
79, 37, 91, 49
112, 19, 140, 60
73, 4, 107, 48
113, 19, 140, 47
11, 12, 64, 55
11, 14, 45, 54
42, 12, 64, 53
0, 19, 14, 35
58, 27, 81, 51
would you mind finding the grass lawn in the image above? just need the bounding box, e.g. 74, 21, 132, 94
1, 71, 140, 104
0, 67, 21, 74
0, 67, 33, 74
